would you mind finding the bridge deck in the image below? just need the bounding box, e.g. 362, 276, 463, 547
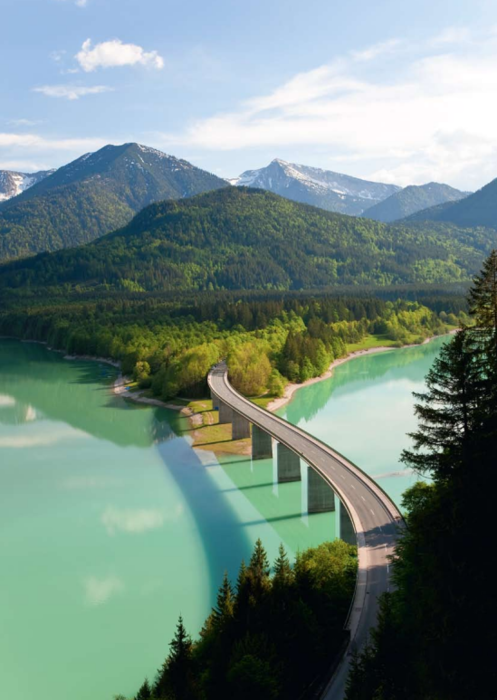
208, 362, 403, 700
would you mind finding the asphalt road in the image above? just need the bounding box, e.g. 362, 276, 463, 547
208, 363, 403, 700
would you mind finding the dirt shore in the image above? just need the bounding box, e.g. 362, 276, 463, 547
265, 332, 456, 412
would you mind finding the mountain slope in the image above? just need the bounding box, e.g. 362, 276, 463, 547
1, 187, 495, 295
362, 183, 469, 223
0, 169, 54, 203
0, 143, 227, 261
230, 159, 400, 215
406, 177, 497, 228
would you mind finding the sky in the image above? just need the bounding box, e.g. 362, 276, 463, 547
2, 0, 497, 189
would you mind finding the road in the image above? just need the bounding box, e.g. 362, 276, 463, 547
208, 362, 403, 700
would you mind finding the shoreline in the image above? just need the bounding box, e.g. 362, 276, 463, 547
111, 330, 456, 422
1, 330, 457, 442
265, 331, 457, 412
112, 372, 198, 415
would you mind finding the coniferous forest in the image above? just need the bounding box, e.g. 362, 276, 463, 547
345, 251, 497, 700
117, 540, 357, 700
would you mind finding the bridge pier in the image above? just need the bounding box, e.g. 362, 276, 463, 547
277, 443, 301, 483
340, 501, 356, 545
232, 412, 251, 440
252, 425, 272, 459
218, 399, 234, 424
308, 468, 336, 513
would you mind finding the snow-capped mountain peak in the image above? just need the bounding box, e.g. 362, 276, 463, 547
230, 160, 401, 215
0, 169, 55, 203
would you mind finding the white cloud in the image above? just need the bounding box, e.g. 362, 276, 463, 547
162, 28, 497, 188
101, 505, 172, 536
0, 395, 15, 407
0, 132, 107, 152
84, 575, 124, 606
0, 424, 90, 448
50, 50, 66, 63
0, 160, 50, 171
33, 84, 112, 100
430, 26, 472, 46
76, 38, 164, 72
351, 38, 402, 62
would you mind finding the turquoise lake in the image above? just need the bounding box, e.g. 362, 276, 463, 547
0, 336, 447, 699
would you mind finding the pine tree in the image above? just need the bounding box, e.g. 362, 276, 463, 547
469, 249, 497, 340
401, 330, 484, 481
249, 539, 271, 581
135, 679, 152, 700
273, 544, 293, 588
154, 616, 194, 700
212, 571, 235, 627
468, 249, 497, 438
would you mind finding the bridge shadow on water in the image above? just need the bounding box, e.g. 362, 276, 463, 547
152, 408, 255, 603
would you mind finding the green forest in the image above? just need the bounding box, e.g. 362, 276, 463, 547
1, 188, 496, 292
116, 539, 357, 700
0, 289, 467, 400
0, 143, 226, 261
345, 251, 497, 699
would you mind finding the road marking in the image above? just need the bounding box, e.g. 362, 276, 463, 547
350, 484, 356, 490
370, 509, 375, 516
361, 496, 366, 502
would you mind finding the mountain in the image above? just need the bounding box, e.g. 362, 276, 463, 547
0, 169, 54, 203
1, 187, 495, 295
0, 143, 227, 261
362, 182, 469, 223
405, 177, 497, 228
229, 159, 400, 215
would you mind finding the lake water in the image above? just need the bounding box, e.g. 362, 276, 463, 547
0, 336, 446, 699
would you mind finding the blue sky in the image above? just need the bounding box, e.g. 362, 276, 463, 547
2, 0, 497, 189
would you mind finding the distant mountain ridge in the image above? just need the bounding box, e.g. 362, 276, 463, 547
405, 177, 497, 228
1, 187, 495, 295
0, 143, 227, 261
0, 169, 55, 203
229, 159, 401, 215
362, 182, 469, 223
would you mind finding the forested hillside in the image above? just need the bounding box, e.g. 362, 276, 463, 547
0, 143, 227, 261
0, 187, 495, 293
0, 288, 466, 401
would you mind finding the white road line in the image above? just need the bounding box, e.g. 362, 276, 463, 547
361, 496, 366, 502
350, 484, 356, 490
370, 508, 375, 516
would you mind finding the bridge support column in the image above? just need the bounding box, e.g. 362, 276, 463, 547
232, 413, 251, 440
277, 443, 301, 483
218, 399, 234, 425
340, 501, 356, 545
252, 425, 272, 459
308, 468, 336, 513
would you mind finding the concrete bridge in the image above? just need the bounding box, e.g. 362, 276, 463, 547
208, 362, 403, 700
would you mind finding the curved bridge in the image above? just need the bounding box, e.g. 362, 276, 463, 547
208, 362, 403, 700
